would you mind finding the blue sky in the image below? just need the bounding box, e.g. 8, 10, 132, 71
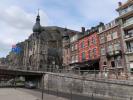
0, 0, 127, 57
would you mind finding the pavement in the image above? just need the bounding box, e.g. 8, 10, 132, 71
0, 88, 68, 100
0, 88, 124, 100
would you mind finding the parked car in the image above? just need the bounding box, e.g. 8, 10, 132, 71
25, 81, 36, 89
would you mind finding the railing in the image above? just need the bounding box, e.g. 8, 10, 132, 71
123, 18, 133, 28
1, 67, 133, 80
125, 34, 133, 39
106, 50, 122, 59
1, 66, 133, 82
41, 68, 133, 81
119, 5, 133, 16
126, 49, 133, 54
3, 66, 133, 81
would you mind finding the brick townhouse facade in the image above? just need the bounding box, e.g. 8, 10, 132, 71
98, 20, 125, 76
62, 29, 80, 69
78, 26, 100, 70
69, 34, 80, 68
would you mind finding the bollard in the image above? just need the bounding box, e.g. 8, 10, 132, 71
130, 97, 132, 100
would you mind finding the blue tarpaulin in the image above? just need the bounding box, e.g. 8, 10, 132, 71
12, 45, 21, 54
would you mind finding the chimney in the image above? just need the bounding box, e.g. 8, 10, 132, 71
91, 27, 95, 32
99, 22, 104, 26
81, 27, 85, 33
118, 2, 122, 7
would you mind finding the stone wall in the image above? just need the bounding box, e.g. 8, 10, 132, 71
43, 73, 133, 100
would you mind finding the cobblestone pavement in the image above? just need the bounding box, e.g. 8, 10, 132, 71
0, 88, 68, 100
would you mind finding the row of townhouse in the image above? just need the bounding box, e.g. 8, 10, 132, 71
62, 0, 133, 76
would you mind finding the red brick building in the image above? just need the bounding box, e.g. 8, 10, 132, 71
78, 26, 100, 70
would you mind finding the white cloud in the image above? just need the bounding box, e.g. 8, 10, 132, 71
0, 5, 49, 57
42, 0, 127, 31
75, 0, 127, 23
0, 42, 11, 57
0, 6, 49, 30
0, 0, 128, 57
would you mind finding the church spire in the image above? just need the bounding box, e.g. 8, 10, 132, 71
38, 9, 39, 16
33, 9, 41, 33
36, 9, 40, 23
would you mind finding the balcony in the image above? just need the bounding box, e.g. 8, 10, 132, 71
107, 51, 114, 56
123, 18, 133, 29
119, 5, 133, 18
124, 34, 133, 41
114, 50, 122, 55
126, 49, 133, 54
106, 50, 122, 59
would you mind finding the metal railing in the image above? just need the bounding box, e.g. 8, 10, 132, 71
42, 68, 133, 81
2, 66, 133, 80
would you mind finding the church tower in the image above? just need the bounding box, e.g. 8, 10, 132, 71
33, 10, 42, 33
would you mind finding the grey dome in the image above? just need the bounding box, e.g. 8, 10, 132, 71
33, 22, 41, 32
33, 14, 42, 33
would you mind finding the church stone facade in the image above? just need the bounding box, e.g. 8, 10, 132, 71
6, 13, 78, 71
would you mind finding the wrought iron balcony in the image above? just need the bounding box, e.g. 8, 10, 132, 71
106, 50, 122, 58
123, 19, 133, 29
124, 33, 133, 41
126, 49, 133, 54
119, 5, 133, 16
